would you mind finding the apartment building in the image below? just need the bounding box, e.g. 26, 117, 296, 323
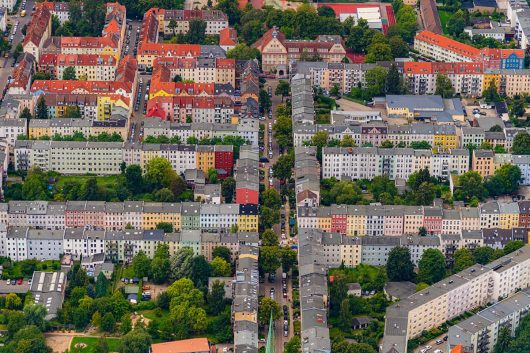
322, 147, 469, 181
296, 203, 502, 237
39, 54, 118, 81
298, 229, 332, 353
1, 200, 258, 234
146, 96, 235, 124
234, 146, 259, 205
294, 147, 320, 208
289, 61, 377, 93
156, 9, 228, 35
29, 118, 128, 140
142, 119, 259, 147
472, 149, 495, 178
22, 5, 52, 62
8, 53, 36, 95
38, 1, 71, 24
448, 288, 530, 353
253, 27, 346, 74
0, 118, 27, 148
232, 245, 259, 353
137, 8, 227, 68
0, 226, 258, 263
414, 30, 524, 69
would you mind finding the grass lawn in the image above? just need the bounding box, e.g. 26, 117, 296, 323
4, 260, 61, 279
438, 9, 451, 34
70, 337, 121, 353
55, 175, 119, 189
138, 309, 170, 321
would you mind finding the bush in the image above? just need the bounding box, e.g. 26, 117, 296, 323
135, 301, 156, 311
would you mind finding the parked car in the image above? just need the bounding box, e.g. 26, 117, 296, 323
17, 278, 22, 285
6, 279, 10, 285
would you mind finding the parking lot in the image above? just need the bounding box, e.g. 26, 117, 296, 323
413, 336, 448, 353
0, 278, 31, 294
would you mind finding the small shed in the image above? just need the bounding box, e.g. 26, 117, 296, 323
347, 283, 362, 296
352, 316, 376, 330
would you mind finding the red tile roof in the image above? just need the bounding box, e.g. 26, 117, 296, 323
415, 30, 481, 58
23, 6, 51, 47
403, 61, 484, 75
40, 54, 117, 67
219, 27, 237, 46
31, 80, 132, 95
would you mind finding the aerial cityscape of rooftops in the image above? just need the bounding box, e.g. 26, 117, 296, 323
5, 0, 530, 352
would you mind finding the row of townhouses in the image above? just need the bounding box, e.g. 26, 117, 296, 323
321, 147, 469, 182
232, 245, 259, 353
13, 140, 235, 175
234, 146, 259, 206
298, 229, 332, 353
0, 225, 258, 263
297, 201, 530, 237
295, 147, 321, 208
1, 201, 259, 232
142, 118, 259, 147
293, 121, 526, 149
382, 245, 530, 353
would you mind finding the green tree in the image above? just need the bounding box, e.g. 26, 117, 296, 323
273, 114, 293, 150
63, 105, 82, 119
453, 248, 476, 272
156, 222, 173, 233
259, 246, 281, 274
35, 95, 48, 119
125, 164, 144, 195
275, 80, 290, 102
262, 229, 279, 247
381, 140, 394, 148
284, 336, 301, 353
22, 167, 47, 200
62, 66, 77, 80
473, 246, 495, 265
221, 176, 236, 203
317, 6, 336, 17
23, 304, 46, 329
258, 297, 281, 326
486, 164, 521, 196
456, 171, 488, 202
273, 151, 294, 181
121, 313, 132, 334
211, 257, 231, 277
150, 243, 171, 284
212, 246, 231, 263
259, 89, 272, 114
100, 312, 116, 332
132, 250, 151, 278
207, 168, 218, 184
512, 132, 530, 154
494, 326, 511, 353
281, 246, 298, 272
446, 10, 466, 36
215, 0, 241, 24
20, 107, 32, 120
504, 240, 525, 255
170, 247, 194, 282
120, 328, 152, 353
410, 140, 432, 149
187, 19, 206, 44
262, 188, 282, 209
483, 79, 501, 103
369, 176, 397, 202
207, 280, 227, 315
6, 325, 51, 353
365, 42, 393, 63
340, 135, 356, 147
435, 73, 455, 98
226, 43, 260, 60
511, 96, 526, 118
386, 63, 402, 94
418, 249, 446, 284
95, 272, 110, 298
339, 298, 352, 329
365, 66, 388, 97
260, 206, 280, 229
389, 36, 409, 58
144, 157, 176, 190
79, 177, 98, 200
386, 246, 414, 281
